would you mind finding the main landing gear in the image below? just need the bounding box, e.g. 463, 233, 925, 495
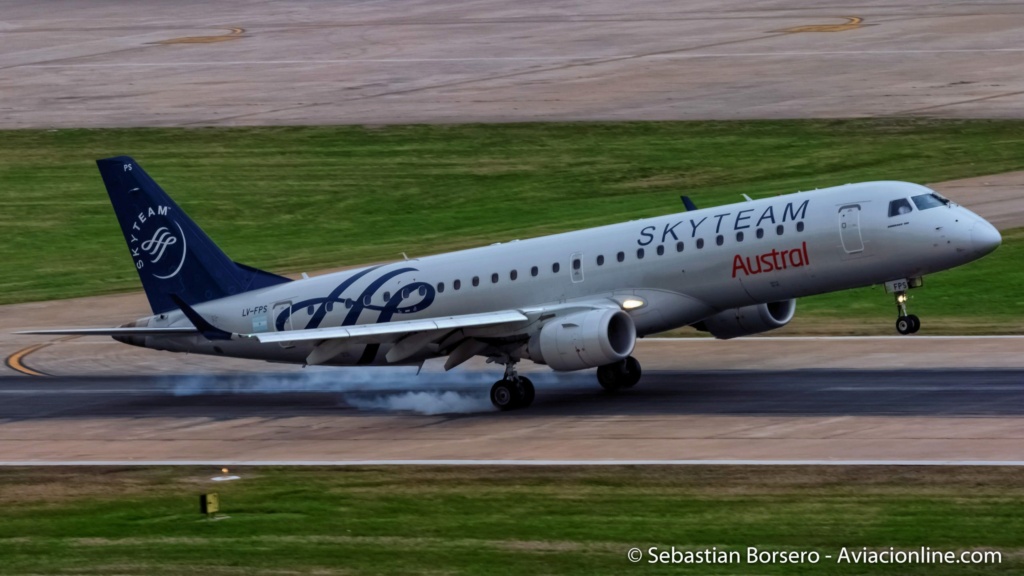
490, 363, 535, 411
596, 356, 642, 391
894, 291, 921, 335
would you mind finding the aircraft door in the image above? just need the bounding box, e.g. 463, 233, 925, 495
838, 204, 864, 253
570, 252, 584, 283
271, 301, 294, 348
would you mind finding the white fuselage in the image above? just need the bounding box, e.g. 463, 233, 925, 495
125, 181, 1000, 366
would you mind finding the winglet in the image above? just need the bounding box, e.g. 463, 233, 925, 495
680, 196, 698, 211
169, 294, 233, 341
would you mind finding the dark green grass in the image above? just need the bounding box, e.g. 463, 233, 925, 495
1, 120, 1023, 331
0, 466, 1021, 575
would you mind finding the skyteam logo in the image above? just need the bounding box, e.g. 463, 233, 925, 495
142, 227, 177, 263
128, 204, 188, 279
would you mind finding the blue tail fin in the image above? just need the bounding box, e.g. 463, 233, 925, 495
97, 156, 290, 314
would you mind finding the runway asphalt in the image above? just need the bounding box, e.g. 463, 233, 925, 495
4, 369, 1024, 419
2, 368, 1023, 463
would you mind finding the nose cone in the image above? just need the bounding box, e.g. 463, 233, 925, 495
971, 220, 1001, 257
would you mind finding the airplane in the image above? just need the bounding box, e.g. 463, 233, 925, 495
19, 156, 1002, 410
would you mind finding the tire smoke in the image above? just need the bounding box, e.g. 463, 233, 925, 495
169, 366, 592, 415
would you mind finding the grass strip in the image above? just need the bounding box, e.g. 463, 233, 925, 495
0, 465, 1021, 574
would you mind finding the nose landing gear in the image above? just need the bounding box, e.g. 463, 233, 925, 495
894, 291, 921, 335
490, 362, 535, 411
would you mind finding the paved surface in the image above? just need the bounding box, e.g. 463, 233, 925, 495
2, 368, 1023, 462
4, 1, 1024, 465
3, 1, 1024, 128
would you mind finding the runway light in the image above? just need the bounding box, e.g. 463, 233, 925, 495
221, 467, 229, 474
622, 298, 645, 310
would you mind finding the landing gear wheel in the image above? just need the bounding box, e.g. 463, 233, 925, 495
597, 365, 621, 391
516, 377, 535, 409
907, 314, 921, 334
896, 314, 921, 335
490, 380, 518, 411
596, 356, 642, 391
621, 356, 641, 388
896, 316, 913, 335
490, 376, 535, 411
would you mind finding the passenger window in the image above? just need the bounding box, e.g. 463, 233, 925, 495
911, 193, 948, 210
676, 241, 684, 252
572, 258, 581, 270
510, 270, 517, 281
617, 251, 625, 262
716, 234, 724, 246
531, 266, 538, 277
362, 295, 371, 306
756, 228, 764, 239
796, 221, 804, 232
454, 279, 461, 290
552, 262, 560, 273
637, 248, 645, 259
776, 224, 784, 236
383, 292, 391, 301
326, 302, 333, 312
472, 276, 479, 287
597, 255, 605, 266
437, 282, 444, 293
696, 238, 704, 249
736, 231, 744, 242
491, 273, 499, 284
656, 245, 664, 256
889, 198, 913, 217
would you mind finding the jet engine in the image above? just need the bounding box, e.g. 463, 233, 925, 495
525, 309, 636, 371
695, 299, 796, 339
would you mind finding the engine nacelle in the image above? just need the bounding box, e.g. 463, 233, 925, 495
526, 309, 636, 371
697, 299, 796, 339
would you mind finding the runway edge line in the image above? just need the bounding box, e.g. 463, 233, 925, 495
3, 460, 1024, 467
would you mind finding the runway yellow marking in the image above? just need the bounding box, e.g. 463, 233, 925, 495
5, 335, 78, 377
779, 16, 862, 33
5, 343, 52, 377
154, 27, 245, 45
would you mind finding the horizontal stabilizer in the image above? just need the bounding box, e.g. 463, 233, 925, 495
15, 327, 198, 336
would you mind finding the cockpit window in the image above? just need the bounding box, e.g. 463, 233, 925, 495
888, 198, 913, 217
912, 193, 949, 210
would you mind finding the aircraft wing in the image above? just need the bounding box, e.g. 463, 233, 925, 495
248, 308, 535, 367
246, 310, 530, 344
